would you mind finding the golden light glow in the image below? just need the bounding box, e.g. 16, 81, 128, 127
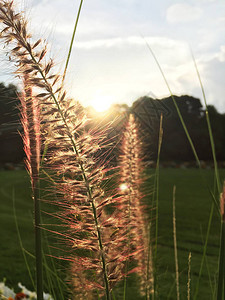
90, 94, 114, 113
119, 183, 128, 192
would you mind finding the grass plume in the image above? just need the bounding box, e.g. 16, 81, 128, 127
19, 75, 43, 299
0, 1, 129, 298
118, 114, 154, 298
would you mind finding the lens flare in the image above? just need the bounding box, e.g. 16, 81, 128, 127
119, 183, 128, 191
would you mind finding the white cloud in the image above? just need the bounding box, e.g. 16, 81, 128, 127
218, 45, 225, 62
65, 35, 194, 108
166, 3, 203, 23
1, 0, 225, 113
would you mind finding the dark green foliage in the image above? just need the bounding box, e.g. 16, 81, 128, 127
0, 82, 19, 125
0, 82, 24, 163
132, 95, 225, 162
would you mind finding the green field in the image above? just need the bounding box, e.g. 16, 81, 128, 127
0, 168, 225, 299
153, 168, 225, 299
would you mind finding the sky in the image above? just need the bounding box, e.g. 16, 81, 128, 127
1, 0, 225, 112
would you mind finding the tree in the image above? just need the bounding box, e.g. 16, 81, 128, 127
131, 95, 225, 162
0, 82, 24, 163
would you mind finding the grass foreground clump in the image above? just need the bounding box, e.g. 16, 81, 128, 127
0, 0, 225, 299
0, 1, 155, 299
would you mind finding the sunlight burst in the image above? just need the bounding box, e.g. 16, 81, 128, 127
90, 94, 114, 113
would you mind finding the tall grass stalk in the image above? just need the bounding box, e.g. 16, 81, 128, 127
146, 223, 153, 300
191, 50, 221, 194
40, 0, 84, 169
13, 189, 35, 291
143, 39, 201, 168
187, 253, 191, 300
21, 248, 68, 290
152, 114, 163, 299
20, 77, 43, 299
172, 186, 180, 300
193, 202, 214, 300
191, 51, 223, 299
145, 40, 222, 299
61, 0, 84, 87
153, 114, 163, 261
217, 183, 225, 300
199, 226, 214, 297
0, 2, 128, 298
41, 222, 66, 299
118, 114, 154, 298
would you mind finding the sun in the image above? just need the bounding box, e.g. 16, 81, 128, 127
90, 94, 114, 113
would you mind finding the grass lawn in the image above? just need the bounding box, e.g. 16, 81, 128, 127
152, 168, 225, 299
0, 168, 225, 299
0, 170, 68, 298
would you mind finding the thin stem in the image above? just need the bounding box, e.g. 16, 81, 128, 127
191, 49, 221, 195
217, 221, 225, 300
193, 202, 214, 300
217, 186, 225, 300
144, 38, 201, 168
153, 114, 163, 299
172, 186, 180, 300
187, 253, 191, 300
61, 0, 84, 87
154, 114, 163, 260
13, 189, 35, 290
146, 223, 153, 300
33, 181, 43, 300
41, 0, 84, 164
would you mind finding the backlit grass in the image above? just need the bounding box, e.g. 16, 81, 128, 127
1, 168, 225, 298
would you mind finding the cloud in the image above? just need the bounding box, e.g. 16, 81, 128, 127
65, 35, 193, 108
1, 0, 225, 113
166, 3, 203, 23
67, 33, 225, 113
72, 35, 190, 57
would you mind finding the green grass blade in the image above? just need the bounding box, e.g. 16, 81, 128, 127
41, 227, 65, 299
190, 50, 221, 195
152, 114, 163, 299
42, 253, 56, 299
22, 248, 68, 289
143, 39, 201, 168
217, 186, 225, 300
146, 223, 154, 300
61, 0, 84, 87
12, 189, 35, 290
193, 202, 214, 300
191, 50, 224, 299
199, 226, 214, 298
40, 0, 84, 165
112, 289, 117, 300
154, 114, 163, 260
167, 280, 176, 300
172, 186, 180, 300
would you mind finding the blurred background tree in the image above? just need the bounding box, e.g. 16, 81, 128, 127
0, 82, 23, 164
0, 81, 225, 164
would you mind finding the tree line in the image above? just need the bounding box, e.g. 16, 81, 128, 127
130, 95, 225, 162
0, 82, 224, 164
